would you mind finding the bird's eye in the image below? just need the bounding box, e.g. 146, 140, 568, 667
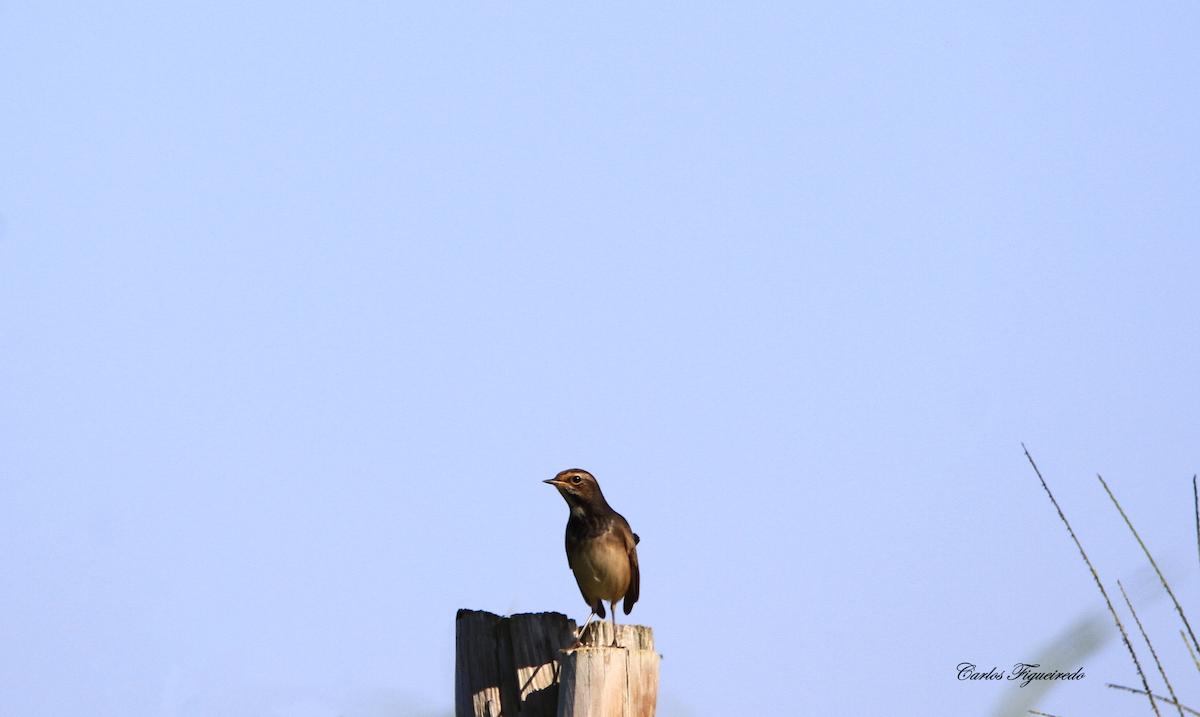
571, 475, 582, 484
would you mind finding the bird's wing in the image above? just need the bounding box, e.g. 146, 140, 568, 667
566, 526, 605, 617
572, 564, 605, 619
623, 525, 640, 615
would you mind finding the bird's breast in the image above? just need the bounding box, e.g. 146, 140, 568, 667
567, 525, 631, 602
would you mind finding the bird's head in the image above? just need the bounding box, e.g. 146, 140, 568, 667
544, 468, 604, 510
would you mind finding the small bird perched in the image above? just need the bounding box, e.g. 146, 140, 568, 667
544, 468, 640, 648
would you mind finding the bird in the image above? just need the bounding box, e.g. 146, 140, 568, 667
544, 468, 640, 648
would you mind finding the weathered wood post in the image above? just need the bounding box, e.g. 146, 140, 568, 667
556, 622, 659, 717
454, 610, 660, 717
455, 610, 577, 717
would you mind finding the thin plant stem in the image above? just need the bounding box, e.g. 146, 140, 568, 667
1193, 475, 1199, 592
1022, 445, 1159, 717
1119, 580, 1183, 717
1098, 474, 1200, 656
1182, 631, 1200, 675
1108, 684, 1200, 717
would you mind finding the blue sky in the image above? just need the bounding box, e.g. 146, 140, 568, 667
2, 2, 1198, 715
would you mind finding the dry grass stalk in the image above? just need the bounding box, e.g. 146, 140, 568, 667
1098, 474, 1200, 657
1119, 580, 1184, 717
1022, 445, 1160, 717
1108, 684, 1200, 717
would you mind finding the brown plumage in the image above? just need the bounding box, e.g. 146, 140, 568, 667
544, 468, 640, 648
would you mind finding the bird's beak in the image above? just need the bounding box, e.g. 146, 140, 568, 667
544, 477, 564, 486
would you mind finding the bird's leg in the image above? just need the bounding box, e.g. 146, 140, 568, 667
571, 609, 597, 649
609, 600, 622, 648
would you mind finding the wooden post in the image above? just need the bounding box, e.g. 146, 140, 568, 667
455, 610, 577, 717
454, 610, 660, 717
556, 623, 659, 717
